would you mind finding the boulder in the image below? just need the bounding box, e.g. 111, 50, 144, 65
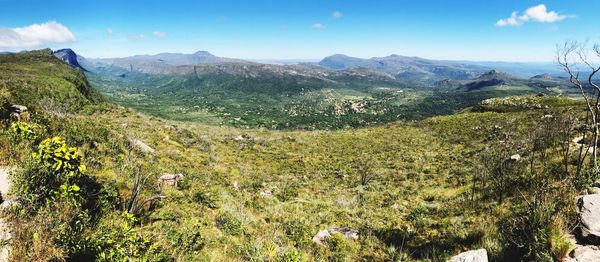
448, 249, 488, 262
131, 139, 155, 154
577, 194, 600, 243
9, 105, 29, 121
566, 245, 600, 262
260, 190, 273, 197
158, 173, 184, 186
312, 227, 359, 246
10, 105, 27, 114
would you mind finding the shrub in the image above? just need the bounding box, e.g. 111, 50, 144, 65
10, 121, 40, 141
216, 212, 243, 236
326, 233, 357, 262
283, 220, 312, 248
279, 248, 305, 262
13, 136, 86, 205
193, 190, 218, 209
95, 211, 165, 261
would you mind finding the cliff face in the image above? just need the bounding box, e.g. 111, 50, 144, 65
53, 48, 87, 71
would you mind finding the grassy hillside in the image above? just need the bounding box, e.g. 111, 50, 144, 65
0, 49, 103, 115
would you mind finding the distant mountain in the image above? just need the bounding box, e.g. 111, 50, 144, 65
85, 51, 246, 74
53, 49, 87, 71
462, 70, 521, 91
318, 54, 489, 85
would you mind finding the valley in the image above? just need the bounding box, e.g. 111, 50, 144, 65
77, 50, 575, 130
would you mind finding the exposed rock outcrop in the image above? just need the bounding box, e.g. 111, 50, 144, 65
448, 249, 488, 262
131, 139, 155, 154
566, 245, 600, 262
577, 194, 600, 243
158, 173, 184, 187
53, 49, 87, 71
312, 227, 359, 246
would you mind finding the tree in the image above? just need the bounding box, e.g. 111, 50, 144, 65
557, 41, 600, 172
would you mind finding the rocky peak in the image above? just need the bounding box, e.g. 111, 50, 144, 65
53, 48, 86, 71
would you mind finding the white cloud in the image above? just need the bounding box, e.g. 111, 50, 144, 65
0, 21, 76, 50
106, 28, 113, 36
332, 11, 343, 19
153, 31, 166, 38
496, 4, 571, 27
312, 23, 326, 29
127, 34, 145, 41
496, 12, 523, 27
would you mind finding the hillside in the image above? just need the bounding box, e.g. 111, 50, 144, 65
0, 49, 103, 115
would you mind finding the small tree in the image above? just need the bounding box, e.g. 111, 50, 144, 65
557, 41, 600, 173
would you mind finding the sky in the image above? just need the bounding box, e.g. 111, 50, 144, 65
0, 0, 599, 61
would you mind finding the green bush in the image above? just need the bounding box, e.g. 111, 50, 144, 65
95, 212, 165, 261
283, 220, 312, 248
279, 248, 305, 262
10, 121, 40, 141
216, 212, 243, 236
326, 233, 357, 262
12, 136, 86, 205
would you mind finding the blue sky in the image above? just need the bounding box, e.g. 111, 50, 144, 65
0, 0, 598, 61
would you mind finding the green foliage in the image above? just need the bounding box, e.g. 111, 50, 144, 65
10, 121, 40, 141
12, 136, 86, 205
33, 136, 86, 177
192, 190, 218, 209
279, 248, 306, 262
95, 212, 163, 262
216, 212, 244, 236
549, 224, 572, 262
326, 233, 357, 262
283, 220, 312, 248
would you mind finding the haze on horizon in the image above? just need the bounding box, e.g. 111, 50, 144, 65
0, 0, 598, 62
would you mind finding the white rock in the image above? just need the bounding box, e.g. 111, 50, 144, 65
158, 173, 184, 186
260, 190, 273, 197
509, 154, 521, 162
312, 227, 359, 246
577, 194, 600, 243
448, 249, 488, 262
131, 139, 155, 154
566, 245, 600, 262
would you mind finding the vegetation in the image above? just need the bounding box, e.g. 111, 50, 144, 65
0, 50, 595, 261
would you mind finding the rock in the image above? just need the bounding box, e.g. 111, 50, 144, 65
573, 136, 585, 145
9, 105, 29, 121
0, 200, 20, 212
53, 48, 87, 71
260, 190, 273, 197
577, 194, 600, 243
566, 245, 600, 262
0, 218, 11, 262
509, 154, 521, 162
131, 139, 155, 154
312, 227, 359, 246
448, 249, 488, 262
10, 105, 27, 114
158, 173, 184, 186
0, 168, 10, 200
